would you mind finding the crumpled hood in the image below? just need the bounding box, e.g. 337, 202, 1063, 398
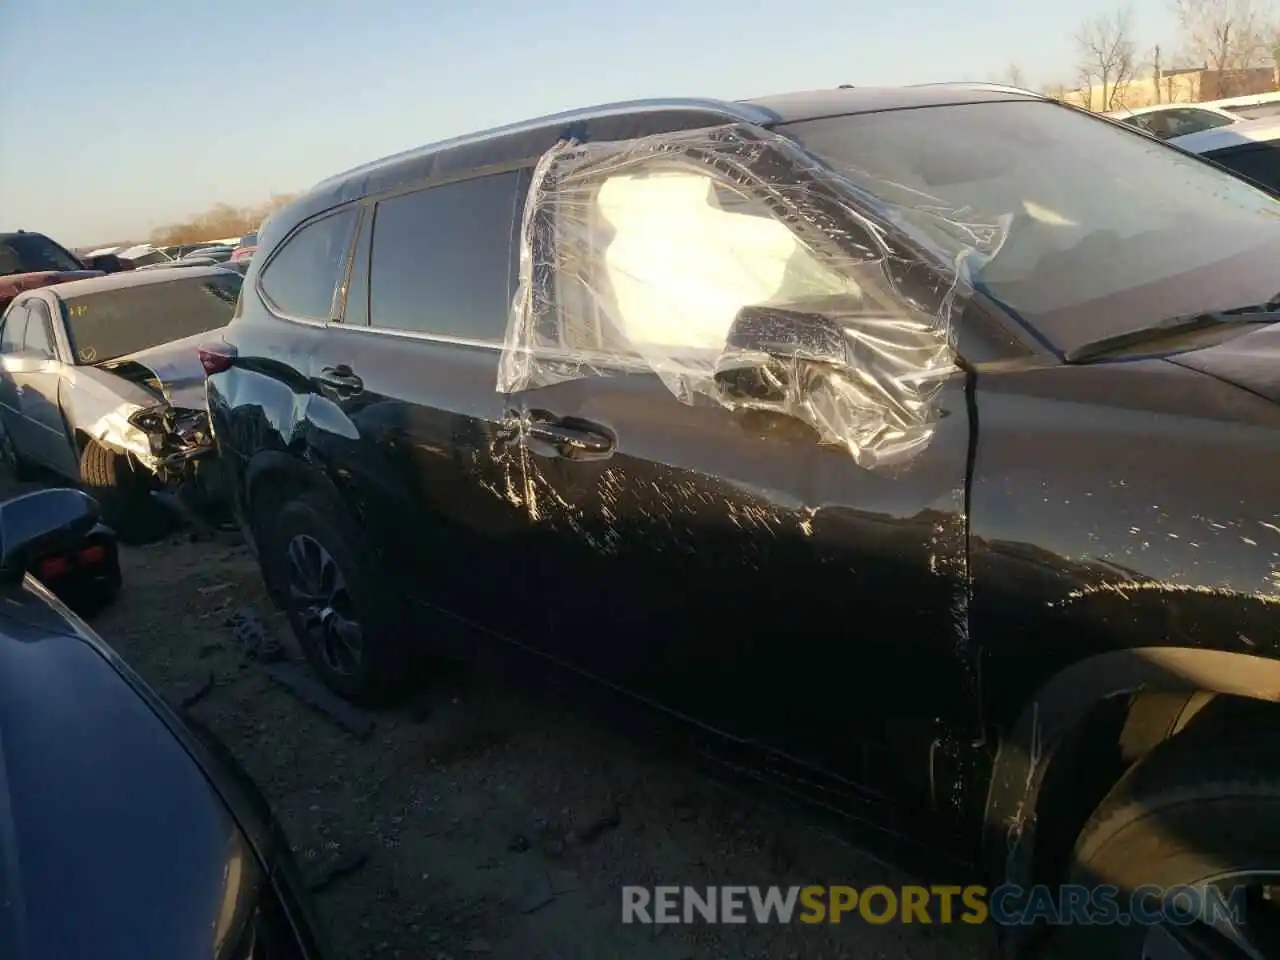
0, 271, 102, 308
1167, 322, 1280, 404
98, 328, 218, 411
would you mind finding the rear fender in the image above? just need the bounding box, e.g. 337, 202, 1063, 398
242, 449, 351, 556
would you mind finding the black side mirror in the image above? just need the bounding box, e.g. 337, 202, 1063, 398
86, 253, 130, 274
713, 303, 855, 403
0, 489, 100, 585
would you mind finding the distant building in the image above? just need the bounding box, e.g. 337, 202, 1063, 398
1066, 66, 1279, 112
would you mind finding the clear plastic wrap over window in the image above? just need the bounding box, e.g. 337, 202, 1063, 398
498, 123, 985, 469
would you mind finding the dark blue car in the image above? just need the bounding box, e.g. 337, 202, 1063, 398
0, 488, 329, 960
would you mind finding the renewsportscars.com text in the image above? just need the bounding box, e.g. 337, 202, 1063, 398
621, 883, 1247, 927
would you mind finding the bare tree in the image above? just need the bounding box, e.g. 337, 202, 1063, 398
1171, 0, 1274, 95
1000, 62, 1028, 87
1076, 7, 1139, 110
149, 194, 297, 247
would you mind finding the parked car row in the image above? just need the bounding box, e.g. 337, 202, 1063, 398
0, 229, 137, 312
1107, 89, 1280, 138
157, 232, 259, 267
83, 242, 175, 267
72, 233, 263, 273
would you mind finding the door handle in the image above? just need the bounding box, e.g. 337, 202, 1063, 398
318, 364, 363, 393
524, 418, 615, 460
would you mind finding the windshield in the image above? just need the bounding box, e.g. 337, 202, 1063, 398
0, 233, 83, 276
781, 100, 1280, 356
61, 272, 241, 364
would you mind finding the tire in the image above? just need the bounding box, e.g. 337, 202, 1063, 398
78, 439, 173, 544
57, 574, 122, 619
258, 489, 420, 705
1051, 739, 1280, 958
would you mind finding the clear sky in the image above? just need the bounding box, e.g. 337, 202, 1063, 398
0, 0, 1180, 245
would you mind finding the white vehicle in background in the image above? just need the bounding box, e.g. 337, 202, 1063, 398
84, 243, 174, 267
1169, 116, 1280, 194
1107, 90, 1280, 139
116, 244, 173, 267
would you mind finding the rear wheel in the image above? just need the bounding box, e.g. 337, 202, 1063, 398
1055, 740, 1280, 959
78, 438, 172, 544
257, 489, 421, 705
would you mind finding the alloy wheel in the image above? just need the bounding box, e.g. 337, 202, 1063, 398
1137, 875, 1280, 960
284, 533, 364, 676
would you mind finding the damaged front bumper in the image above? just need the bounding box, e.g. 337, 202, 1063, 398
124, 402, 228, 519
128, 402, 217, 473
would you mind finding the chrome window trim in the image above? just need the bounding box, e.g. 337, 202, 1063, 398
320, 320, 660, 376
309, 98, 778, 195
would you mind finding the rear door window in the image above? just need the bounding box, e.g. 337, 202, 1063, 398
259, 208, 357, 320
366, 171, 522, 340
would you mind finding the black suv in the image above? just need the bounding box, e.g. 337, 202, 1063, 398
205, 84, 1280, 956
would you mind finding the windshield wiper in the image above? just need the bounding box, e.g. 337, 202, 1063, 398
1065, 295, 1280, 363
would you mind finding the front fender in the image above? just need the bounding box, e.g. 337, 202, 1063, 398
984, 646, 1280, 891
59, 369, 155, 463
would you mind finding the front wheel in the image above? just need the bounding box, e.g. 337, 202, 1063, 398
257, 490, 420, 705
78, 438, 173, 544
1056, 740, 1280, 959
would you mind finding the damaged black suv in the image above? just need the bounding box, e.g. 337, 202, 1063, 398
204, 85, 1280, 957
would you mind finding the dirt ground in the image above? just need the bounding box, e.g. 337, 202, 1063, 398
8, 470, 992, 960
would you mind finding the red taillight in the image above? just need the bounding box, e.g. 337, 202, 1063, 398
78, 544, 107, 565
198, 343, 237, 375
38, 556, 72, 581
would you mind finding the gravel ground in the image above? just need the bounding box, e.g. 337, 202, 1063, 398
7, 469, 992, 960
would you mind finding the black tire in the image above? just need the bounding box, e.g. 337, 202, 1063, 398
258, 489, 420, 705
56, 575, 122, 619
1051, 739, 1280, 958
78, 439, 173, 544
